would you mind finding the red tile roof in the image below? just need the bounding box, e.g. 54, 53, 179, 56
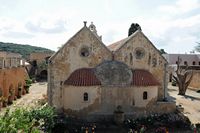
64, 68, 101, 86
107, 38, 128, 51
64, 68, 159, 87
132, 69, 160, 86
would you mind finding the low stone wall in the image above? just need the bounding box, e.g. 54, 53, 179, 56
64, 101, 176, 122
0, 67, 29, 98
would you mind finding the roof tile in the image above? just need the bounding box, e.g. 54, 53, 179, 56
132, 69, 160, 86
64, 68, 101, 86
64, 68, 159, 87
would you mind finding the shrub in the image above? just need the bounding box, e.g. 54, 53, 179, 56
0, 105, 55, 133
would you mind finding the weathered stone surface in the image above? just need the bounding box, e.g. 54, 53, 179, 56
94, 61, 132, 87
0, 67, 29, 98
48, 26, 112, 109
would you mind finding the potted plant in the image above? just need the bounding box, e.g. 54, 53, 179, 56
0, 89, 2, 110
2, 97, 8, 107
14, 96, 17, 100
8, 88, 14, 105
0, 96, 3, 111
24, 79, 32, 93
113, 105, 124, 125
24, 84, 30, 93
22, 89, 26, 95
17, 87, 22, 98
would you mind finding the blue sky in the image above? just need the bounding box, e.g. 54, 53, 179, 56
0, 0, 200, 53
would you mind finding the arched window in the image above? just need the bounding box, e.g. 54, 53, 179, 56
184, 61, 187, 65
193, 61, 196, 65
143, 91, 148, 100
83, 92, 88, 101
129, 53, 133, 64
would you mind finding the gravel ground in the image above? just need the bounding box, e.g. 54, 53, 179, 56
0, 82, 47, 114
168, 83, 200, 124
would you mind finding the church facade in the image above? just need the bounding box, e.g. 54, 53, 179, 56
48, 22, 175, 120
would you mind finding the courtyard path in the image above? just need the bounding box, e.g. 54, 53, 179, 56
168, 84, 200, 124
0, 82, 47, 114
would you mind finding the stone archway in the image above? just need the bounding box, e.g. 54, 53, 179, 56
40, 70, 47, 80
17, 82, 22, 98
0, 87, 3, 97
8, 84, 14, 104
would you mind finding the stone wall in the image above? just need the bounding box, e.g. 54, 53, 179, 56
114, 32, 166, 100
0, 67, 29, 98
189, 70, 200, 90
62, 85, 158, 117
48, 27, 112, 110
29, 52, 53, 64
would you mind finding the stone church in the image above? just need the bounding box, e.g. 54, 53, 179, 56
48, 22, 175, 120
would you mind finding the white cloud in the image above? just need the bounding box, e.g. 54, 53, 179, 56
158, 0, 200, 15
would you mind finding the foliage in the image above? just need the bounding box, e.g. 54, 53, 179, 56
25, 79, 32, 86
0, 42, 54, 59
195, 42, 200, 52
0, 88, 2, 97
155, 127, 167, 133
128, 23, 142, 36
124, 113, 192, 132
38, 61, 48, 70
28, 105, 55, 132
1, 97, 8, 103
0, 105, 55, 133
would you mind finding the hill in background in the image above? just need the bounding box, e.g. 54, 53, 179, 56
0, 42, 54, 59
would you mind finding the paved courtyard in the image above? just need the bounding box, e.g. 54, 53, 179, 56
0, 82, 47, 114
168, 84, 200, 124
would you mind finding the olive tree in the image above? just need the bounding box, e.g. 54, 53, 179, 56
173, 56, 193, 95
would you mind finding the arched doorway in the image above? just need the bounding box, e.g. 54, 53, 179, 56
40, 70, 47, 80
8, 84, 14, 104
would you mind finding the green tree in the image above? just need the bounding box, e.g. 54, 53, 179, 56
160, 49, 167, 54
128, 23, 142, 36
195, 42, 200, 52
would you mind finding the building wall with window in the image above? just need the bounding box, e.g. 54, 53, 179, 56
0, 52, 22, 68
110, 32, 166, 100
163, 54, 200, 89
163, 54, 200, 66
62, 85, 158, 116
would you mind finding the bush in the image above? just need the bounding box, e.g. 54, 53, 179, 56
0, 105, 55, 133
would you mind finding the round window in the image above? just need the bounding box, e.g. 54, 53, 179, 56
134, 48, 145, 59
80, 47, 90, 57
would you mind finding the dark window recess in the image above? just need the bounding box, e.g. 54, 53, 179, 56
152, 58, 157, 67
80, 48, 89, 57
129, 53, 133, 65
184, 61, 187, 65
199, 62, 200, 65
135, 48, 145, 59
45, 56, 51, 64
143, 91, 148, 100
193, 61, 196, 65
176, 61, 178, 64
84, 92, 88, 101
148, 54, 151, 65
